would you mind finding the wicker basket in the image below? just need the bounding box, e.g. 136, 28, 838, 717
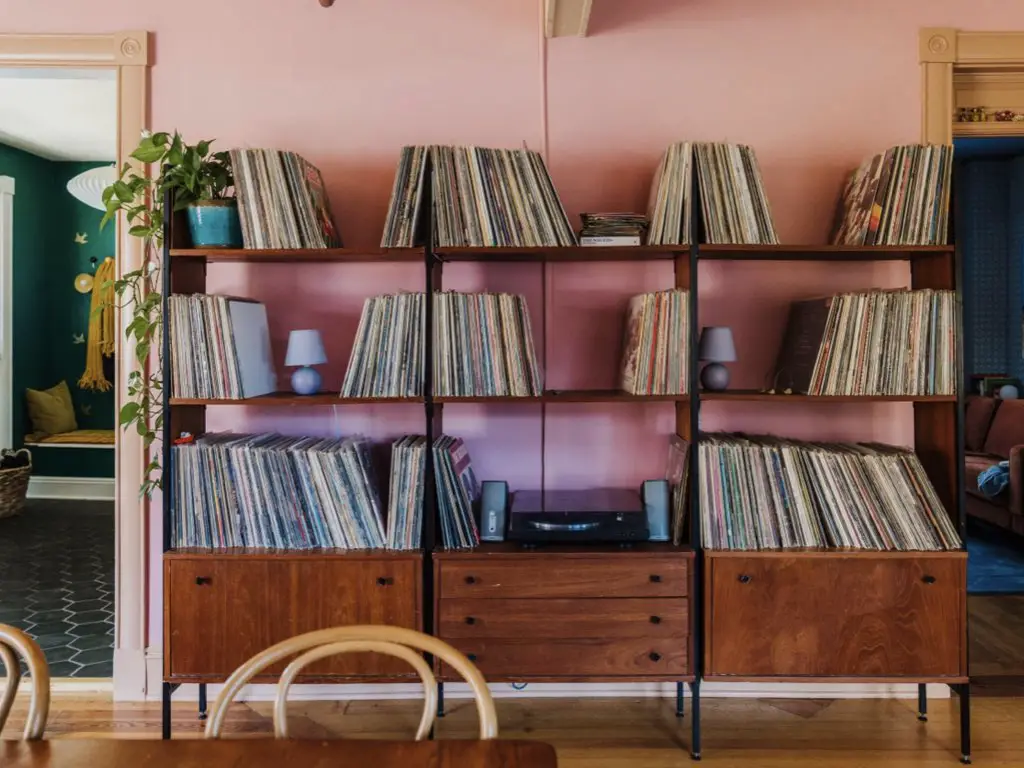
0, 449, 32, 519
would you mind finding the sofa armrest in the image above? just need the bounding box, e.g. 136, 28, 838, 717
1009, 446, 1024, 517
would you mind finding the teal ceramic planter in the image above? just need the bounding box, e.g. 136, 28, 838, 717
187, 200, 242, 248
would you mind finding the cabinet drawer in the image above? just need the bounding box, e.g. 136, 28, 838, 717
443, 637, 688, 678
439, 598, 688, 639
165, 556, 421, 679
439, 559, 687, 599
706, 553, 965, 678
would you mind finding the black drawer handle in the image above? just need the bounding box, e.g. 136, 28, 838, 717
465, 617, 476, 625
922, 575, 936, 584
465, 576, 477, 585
650, 616, 662, 625
467, 653, 478, 662
649, 574, 662, 583
649, 652, 662, 662
376, 577, 394, 586
195, 577, 211, 586
738, 574, 752, 584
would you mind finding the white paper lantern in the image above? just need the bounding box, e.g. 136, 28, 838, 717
66, 165, 116, 211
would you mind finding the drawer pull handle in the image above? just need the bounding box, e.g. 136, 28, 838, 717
465, 617, 476, 625
195, 577, 212, 586
468, 653, 478, 662
650, 616, 662, 625
649, 574, 662, 583
738, 574, 752, 584
649, 652, 662, 662
922, 575, 936, 584
465, 576, 477, 585
376, 577, 394, 586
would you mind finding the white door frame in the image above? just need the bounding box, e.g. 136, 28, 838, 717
0, 175, 12, 450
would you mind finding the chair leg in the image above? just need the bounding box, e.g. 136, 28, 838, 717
162, 682, 172, 740
676, 682, 685, 718
959, 683, 972, 764
689, 680, 701, 761
198, 683, 208, 721
917, 683, 927, 722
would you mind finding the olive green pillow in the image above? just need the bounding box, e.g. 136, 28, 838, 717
26, 380, 78, 436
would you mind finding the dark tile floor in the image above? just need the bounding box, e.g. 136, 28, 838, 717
0, 499, 114, 677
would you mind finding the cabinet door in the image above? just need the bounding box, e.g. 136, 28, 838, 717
707, 554, 964, 678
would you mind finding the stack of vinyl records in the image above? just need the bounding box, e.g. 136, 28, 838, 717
830, 144, 953, 246
579, 212, 649, 246
341, 293, 426, 398
646, 142, 778, 245
699, 433, 961, 551
230, 148, 342, 249
773, 290, 958, 396
171, 433, 387, 550
619, 290, 690, 395
387, 435, 426, 550
434, 292, 542, 397
380, 145, 577, 248
433, 435, 480, 549
168, 294, 276, 399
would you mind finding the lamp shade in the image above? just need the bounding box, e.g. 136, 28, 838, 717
285, 329, 327, 367
698, 326, 736, 363
66, 164, 116, 211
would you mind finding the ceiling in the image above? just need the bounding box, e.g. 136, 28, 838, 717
0, 68, 116, 162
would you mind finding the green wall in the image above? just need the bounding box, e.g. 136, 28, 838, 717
0, 144, 114, 478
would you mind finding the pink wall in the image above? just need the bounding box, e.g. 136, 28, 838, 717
7, 0, 1024, 650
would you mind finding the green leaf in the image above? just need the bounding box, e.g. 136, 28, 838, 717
113, 181, 134, 203
128, 225, 150, 238
196, 140, 211, 157
131, 145, 166, 164
136, 418, 148, 437
119, 401, 141, 423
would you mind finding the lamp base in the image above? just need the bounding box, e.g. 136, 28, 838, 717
290, 366, 322, 395
700, 363, 730, 391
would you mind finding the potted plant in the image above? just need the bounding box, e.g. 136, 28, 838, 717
100, 131, 233, 495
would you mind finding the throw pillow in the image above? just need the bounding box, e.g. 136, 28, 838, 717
25, 380, 78, 436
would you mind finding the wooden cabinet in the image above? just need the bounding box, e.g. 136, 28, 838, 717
164, 552, 422, 682
434, 544, 694, 682
705, 551, 966, 680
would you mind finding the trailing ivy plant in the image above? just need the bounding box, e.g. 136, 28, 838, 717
101, 131, 233, 496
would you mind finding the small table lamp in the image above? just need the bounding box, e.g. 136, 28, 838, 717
698, 326, 736, 391
285, 329, 327, 395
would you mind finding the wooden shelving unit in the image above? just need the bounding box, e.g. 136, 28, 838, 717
169, 247, 423, 263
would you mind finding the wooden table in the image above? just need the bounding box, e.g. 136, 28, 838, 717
1, 738, 557, 767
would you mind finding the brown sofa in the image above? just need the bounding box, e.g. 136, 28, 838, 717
965, 395, 1024, 536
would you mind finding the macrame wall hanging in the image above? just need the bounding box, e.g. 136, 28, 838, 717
78, 256, 116, 392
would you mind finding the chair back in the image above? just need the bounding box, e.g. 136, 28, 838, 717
0, 624, 50, 739
205, 626, 496, 740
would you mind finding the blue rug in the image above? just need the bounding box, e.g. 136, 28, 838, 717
967, 526, 1024, 594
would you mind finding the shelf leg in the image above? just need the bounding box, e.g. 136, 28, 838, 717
198, 683, 208, 721
437, 681, 445, 718
676, 682, 685, 718
161, 682, 172, 740
917, 683, 927, 722
689, 680, 701, 761
958, 683, 972, 764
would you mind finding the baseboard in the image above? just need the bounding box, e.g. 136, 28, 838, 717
27, 475, 115, 501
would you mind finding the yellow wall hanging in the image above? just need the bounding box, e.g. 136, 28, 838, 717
78, 256, 116, 392
74, 273, 94, 294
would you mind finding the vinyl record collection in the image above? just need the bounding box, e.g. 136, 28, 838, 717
830, 144, 953, 246
341, 293, 426, 398
579, 212, 649, 246
699, 433, 961, 551
171, 433, 388, 550
380, 145, 577, 248
433, 435, 481, 549
804, 290, 958, 396
620, 290, 690, 395
229, 148, 342, 249
168, 294, 276, 399
387, 436, 427, 550
646, 142, 778, 245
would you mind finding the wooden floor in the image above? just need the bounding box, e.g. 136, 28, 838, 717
0, 693, 1016, 766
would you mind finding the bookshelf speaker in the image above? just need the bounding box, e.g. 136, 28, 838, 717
643, 479, 671, 542
480, 480, 509, 542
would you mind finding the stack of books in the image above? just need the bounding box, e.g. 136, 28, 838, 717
579, 213, 649, 246
647, 142, 778, 245
699, 433, 961, 551
168, 294, 276, 399
773, 289, 958, 396
831, 144, 954, 246
434, 292, 542, 397
229, 148, 342, 249
387, 436, 427, 551
341, 293, 426, 398
619, 290, 690, 395
171, 433, 388, 550
380, 145, 577, 248
433, 435, 480, 549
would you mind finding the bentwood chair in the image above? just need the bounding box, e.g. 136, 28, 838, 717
204, 625, 497, 740
0, 624, 50, 739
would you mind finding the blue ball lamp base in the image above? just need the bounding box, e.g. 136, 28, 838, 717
290, 366, 322, 395
700, 362, 731, 391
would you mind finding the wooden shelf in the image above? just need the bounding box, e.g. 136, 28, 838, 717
704, 548, 967, 559
165, 548, 423, 559
170, 247, 423, 263
699, 244, 954, 261
435, 245, 686, 262
953, 121, 1024, 137
703, 674, 970, 684
435, 542, 694, 558
436, 390, 689, 404
169, 392, 419, 406
700, 390, 957, 403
